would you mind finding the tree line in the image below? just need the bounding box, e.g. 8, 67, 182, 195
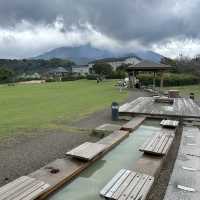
0, 58, 74, 83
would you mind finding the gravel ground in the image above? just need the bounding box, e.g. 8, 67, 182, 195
147, 125, 183, 200
0, 88, 148, 187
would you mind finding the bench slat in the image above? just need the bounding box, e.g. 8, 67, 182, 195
100, 169, 126, 196
105, 170, 131, 198
112, 172, 137, 199
134, 176, 154, 200
126, 174, 149, 200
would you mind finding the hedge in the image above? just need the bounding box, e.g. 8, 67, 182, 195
138, 73, 200, 87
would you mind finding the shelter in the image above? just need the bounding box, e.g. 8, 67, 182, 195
127, 60, 173, 89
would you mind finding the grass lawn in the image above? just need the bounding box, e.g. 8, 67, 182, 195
165, 84, 200, 97
0, 80, 128, 138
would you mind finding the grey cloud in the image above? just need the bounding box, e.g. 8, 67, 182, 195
1, 0, 200, 58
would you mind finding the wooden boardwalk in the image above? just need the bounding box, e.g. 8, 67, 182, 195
100, 169, 154, 200
66, 142, 106, 161
139, 130, 175, 156
0, 176, 50, 200
119, 97, 200, 119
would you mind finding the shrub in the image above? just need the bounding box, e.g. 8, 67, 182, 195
138, 73, 200, 87
86, 74, 98, 80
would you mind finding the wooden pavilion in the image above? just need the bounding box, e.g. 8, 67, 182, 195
127, 60, 173, 89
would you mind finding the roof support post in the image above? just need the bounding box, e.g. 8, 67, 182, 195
153, 72, 156, 90
160, 71, 164, 89
128, 71, 135, 88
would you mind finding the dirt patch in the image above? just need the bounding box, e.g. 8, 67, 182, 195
0, 131, 98, 187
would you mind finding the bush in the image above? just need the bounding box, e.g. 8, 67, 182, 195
138, 73, 200, 87
106, 71, 126, 79
86, 74, 98, 80
61, 76, 77, 81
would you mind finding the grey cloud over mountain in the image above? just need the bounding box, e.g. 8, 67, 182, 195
0, 0, 200, 58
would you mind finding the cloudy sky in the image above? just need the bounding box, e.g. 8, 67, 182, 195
1, 0, 200, 59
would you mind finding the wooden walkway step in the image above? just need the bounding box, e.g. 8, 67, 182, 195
121, 117, 146, 132
160, 119, 179, 128
100, 169, 154, 200
66, 142, 106, 161
139, 131, 175, 156
0, 176, 50, 200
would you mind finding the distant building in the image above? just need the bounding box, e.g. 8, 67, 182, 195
88, 56, 141, 71
48, 67, 70, 79
72, 65, 90, 75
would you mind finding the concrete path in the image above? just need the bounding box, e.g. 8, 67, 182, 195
163, 126, 200, 200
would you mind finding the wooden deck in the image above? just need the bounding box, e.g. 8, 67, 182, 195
0, 176, 50, 200
160, 119, 179, 128
119, 97, 200, 119
100, 169, 154, 200
66, 142, 106, 161
164, 126, 200, 200
139, 130, 175, 156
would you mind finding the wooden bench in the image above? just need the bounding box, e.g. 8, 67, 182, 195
160, 119, 179, 128
139, 131, 175, 156
0, 176, 50, 200
66, 142, 107, 161
100, 169, 154, 200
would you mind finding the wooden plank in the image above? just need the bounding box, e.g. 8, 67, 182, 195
21, 184, 50, 200
105, 170, 131, 198
126, 174, 149, 200
162, 136, 174, 154
134, 176, 154, 200
66, 142, 106, 161
121, 117, 146, 132
12, 182, 50, 200
100, 169, 126, 196
118, 174, 141, 200
0, 176, 50, 200
112, 172, 137, 199
153, 134, 167, 153
0, 177, 35, 200
0, 176, 30, 196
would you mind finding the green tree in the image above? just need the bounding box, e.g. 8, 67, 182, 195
0, 67, 14, 82
92, 62, 113, 76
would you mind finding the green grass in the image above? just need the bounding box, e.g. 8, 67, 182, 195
0, 80, 128, 138
165, 84, 200, 97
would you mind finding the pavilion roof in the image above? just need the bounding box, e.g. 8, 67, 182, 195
127, 60, 173, 71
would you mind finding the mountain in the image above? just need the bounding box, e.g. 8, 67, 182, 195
35, 44, 114, 65
134, 50, 164, 63
35, 44, 165, 64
